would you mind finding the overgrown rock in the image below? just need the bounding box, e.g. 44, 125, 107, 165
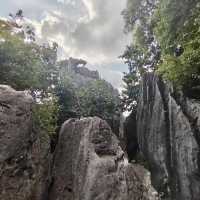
0, 85, 159, 200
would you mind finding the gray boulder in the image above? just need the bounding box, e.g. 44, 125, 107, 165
0, 85, 51, 200
49, 117, 158, 200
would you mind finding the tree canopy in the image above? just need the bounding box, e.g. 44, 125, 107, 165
121, 0, 200, 110
0, 18, 57, 94
0, 11, 121, 138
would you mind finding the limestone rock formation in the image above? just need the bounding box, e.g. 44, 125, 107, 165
57, 57, 121, 135
0, 85, 51, 200
124, 112, 139, 161
49, 117, 158, 200
137, 73, 200, 199
58, 57, 100, 88
0, 85, 158, 200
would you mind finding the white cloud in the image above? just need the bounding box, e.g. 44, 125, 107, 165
57, 0, 65, 3
82, 0, 96, 20
0, 0, 131, 89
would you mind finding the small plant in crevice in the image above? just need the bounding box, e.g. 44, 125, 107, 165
32, 97, 59, 149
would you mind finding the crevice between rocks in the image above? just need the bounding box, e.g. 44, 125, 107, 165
157, 77, 177, 199
172, 92, 200, 177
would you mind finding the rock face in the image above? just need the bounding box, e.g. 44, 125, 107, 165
49, 117, 158, 200
124, 112, 139, 161
0, 85, 159, 200
0, 85, 51, 200
57, 57, 121, 135
137, 73, 200, 200
58, 57, 100, 87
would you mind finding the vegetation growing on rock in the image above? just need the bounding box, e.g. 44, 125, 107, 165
0, 11, 121, 139
121, 0, 200, 109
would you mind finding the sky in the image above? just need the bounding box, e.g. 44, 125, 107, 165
0, 0, 131, 90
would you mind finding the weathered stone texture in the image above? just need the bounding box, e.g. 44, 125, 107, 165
137, 73, 200, 200
49, 117, 158, 200
0, 85, 158, 200
0, 85, 51, 200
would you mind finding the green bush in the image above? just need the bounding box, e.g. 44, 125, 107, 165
33, 97, 59, 138
77, 80, 120, 120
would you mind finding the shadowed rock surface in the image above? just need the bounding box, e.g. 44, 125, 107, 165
124, 112, 139, 161
137, 73, 200, 200
0, 85, 51, 200
49, 117, 158, 200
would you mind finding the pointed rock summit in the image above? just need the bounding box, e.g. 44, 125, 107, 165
49, 117, 158, 200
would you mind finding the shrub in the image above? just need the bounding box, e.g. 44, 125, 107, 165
33, 97, 59, 138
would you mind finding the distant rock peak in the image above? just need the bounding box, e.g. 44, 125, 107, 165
58, 57, 100, 80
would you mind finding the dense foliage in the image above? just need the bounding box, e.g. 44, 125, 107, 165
0, 11, 121, 139
77, 80, 120, 126
121, 0, 200, 110
0, 19, 57, 93
155, 1, 200, 96
55, 77, 121, 132
121, 0, 160, 110
0, 12, 60, 140
33, 97, 59, 137
55, 79, 78, 127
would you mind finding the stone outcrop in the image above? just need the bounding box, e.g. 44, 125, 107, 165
0, 85, 158, 200
0, 85, 51, 200
49, 117, 158, 200
58, 57, 100, 82
57, 57, 121, 135
137, 73, 200, 199
124, 112, 139, 161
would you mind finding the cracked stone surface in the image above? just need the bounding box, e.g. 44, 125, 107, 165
137, 73, 200, 200
49, 117, 158, 200
0, 85, 51, 200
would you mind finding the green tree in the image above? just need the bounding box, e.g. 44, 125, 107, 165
0, 19, 58, 96
54, 78, 79, 128
54, 76, 121, 133
155, 0, 200, 97
121, 0, 160, 110
154, 0, 198, 53
0, 16, 59, 139
77, 80, 121, 132
77, 80, 119, 117
122, 0, 200, 109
